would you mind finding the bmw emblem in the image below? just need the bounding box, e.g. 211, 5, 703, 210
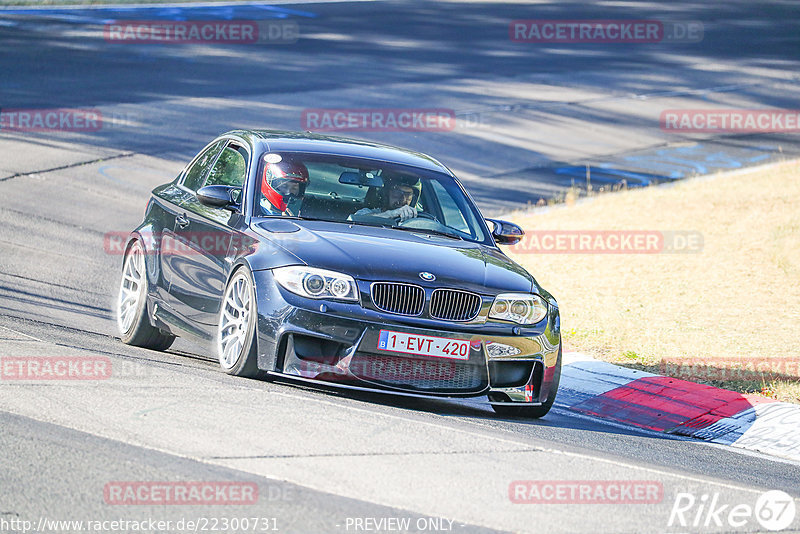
419, 272, 436, 281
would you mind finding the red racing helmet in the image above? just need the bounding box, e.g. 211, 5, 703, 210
261, 156, 309, 213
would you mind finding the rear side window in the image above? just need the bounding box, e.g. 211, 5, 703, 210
205, 144, 248, 188
182, 140, 225, 191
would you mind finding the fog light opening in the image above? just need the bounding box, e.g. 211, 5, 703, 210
488, 392, 512, 403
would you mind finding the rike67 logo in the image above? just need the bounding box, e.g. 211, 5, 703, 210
669, 490, 796, 531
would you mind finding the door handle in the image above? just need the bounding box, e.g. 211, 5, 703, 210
176, 214, 190, 228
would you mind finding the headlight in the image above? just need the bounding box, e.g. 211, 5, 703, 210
272, 266, 359, 301
489, 293, 548, 324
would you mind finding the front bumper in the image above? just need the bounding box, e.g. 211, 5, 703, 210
251, 270, 561, 405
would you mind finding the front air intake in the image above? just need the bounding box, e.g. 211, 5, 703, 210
370, 282, 425, 316
429, 289, 482, 321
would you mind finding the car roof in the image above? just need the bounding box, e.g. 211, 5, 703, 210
224, 129, 454, 175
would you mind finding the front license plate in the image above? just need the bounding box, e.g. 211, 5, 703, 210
377, 330, 470, 360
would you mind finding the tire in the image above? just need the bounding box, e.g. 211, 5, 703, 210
117, 239, 176, 351
491, 345, 562, 419
217, 267, 265, 379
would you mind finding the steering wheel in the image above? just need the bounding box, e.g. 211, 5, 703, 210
407, 212, 439, 222
397, 212, 437, 223
396, 212, 441, 228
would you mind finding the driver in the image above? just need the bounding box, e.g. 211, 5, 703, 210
351, 173, 421, 221
260, 156, 309, 216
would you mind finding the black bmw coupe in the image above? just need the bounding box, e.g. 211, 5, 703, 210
116, 130, 561, 417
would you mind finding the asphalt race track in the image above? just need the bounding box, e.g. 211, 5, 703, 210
1, 1, 799, 533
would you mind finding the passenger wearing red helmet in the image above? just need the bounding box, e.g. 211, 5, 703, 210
259, 155, 309, 216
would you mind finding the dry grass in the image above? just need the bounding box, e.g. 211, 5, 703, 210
504, 160, 800, 403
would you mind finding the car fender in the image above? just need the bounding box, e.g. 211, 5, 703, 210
124, 226, 163, 292
224, 259, 283, 372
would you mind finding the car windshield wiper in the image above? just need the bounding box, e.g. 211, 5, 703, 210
390, 225, 464, 240
284, 216, 463, 239
348, 220, 396, 231
294, 216, 336, 222
282, 215, 352, 224
295, 216, 394, 230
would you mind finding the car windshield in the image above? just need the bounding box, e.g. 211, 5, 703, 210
255, 152, 488, 243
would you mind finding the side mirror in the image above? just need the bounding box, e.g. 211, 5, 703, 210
197, 185, 238, 211
486, 218, 524, 245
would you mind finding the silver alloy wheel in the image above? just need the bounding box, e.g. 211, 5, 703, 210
117, 241, 144, 334
218, 272, 252, 370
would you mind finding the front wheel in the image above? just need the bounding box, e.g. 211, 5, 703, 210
491, 346, 561, 419
117, 239, 175, 351
217, 267, 264, 378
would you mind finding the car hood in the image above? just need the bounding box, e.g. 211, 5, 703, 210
251, 219, 537, 295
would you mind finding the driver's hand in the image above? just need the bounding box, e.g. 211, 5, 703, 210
391, 205, 417, 221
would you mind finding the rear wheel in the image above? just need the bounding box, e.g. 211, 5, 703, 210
117, 239, 175, 350
217, 268, 264, 378
491, 345, 561, 419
